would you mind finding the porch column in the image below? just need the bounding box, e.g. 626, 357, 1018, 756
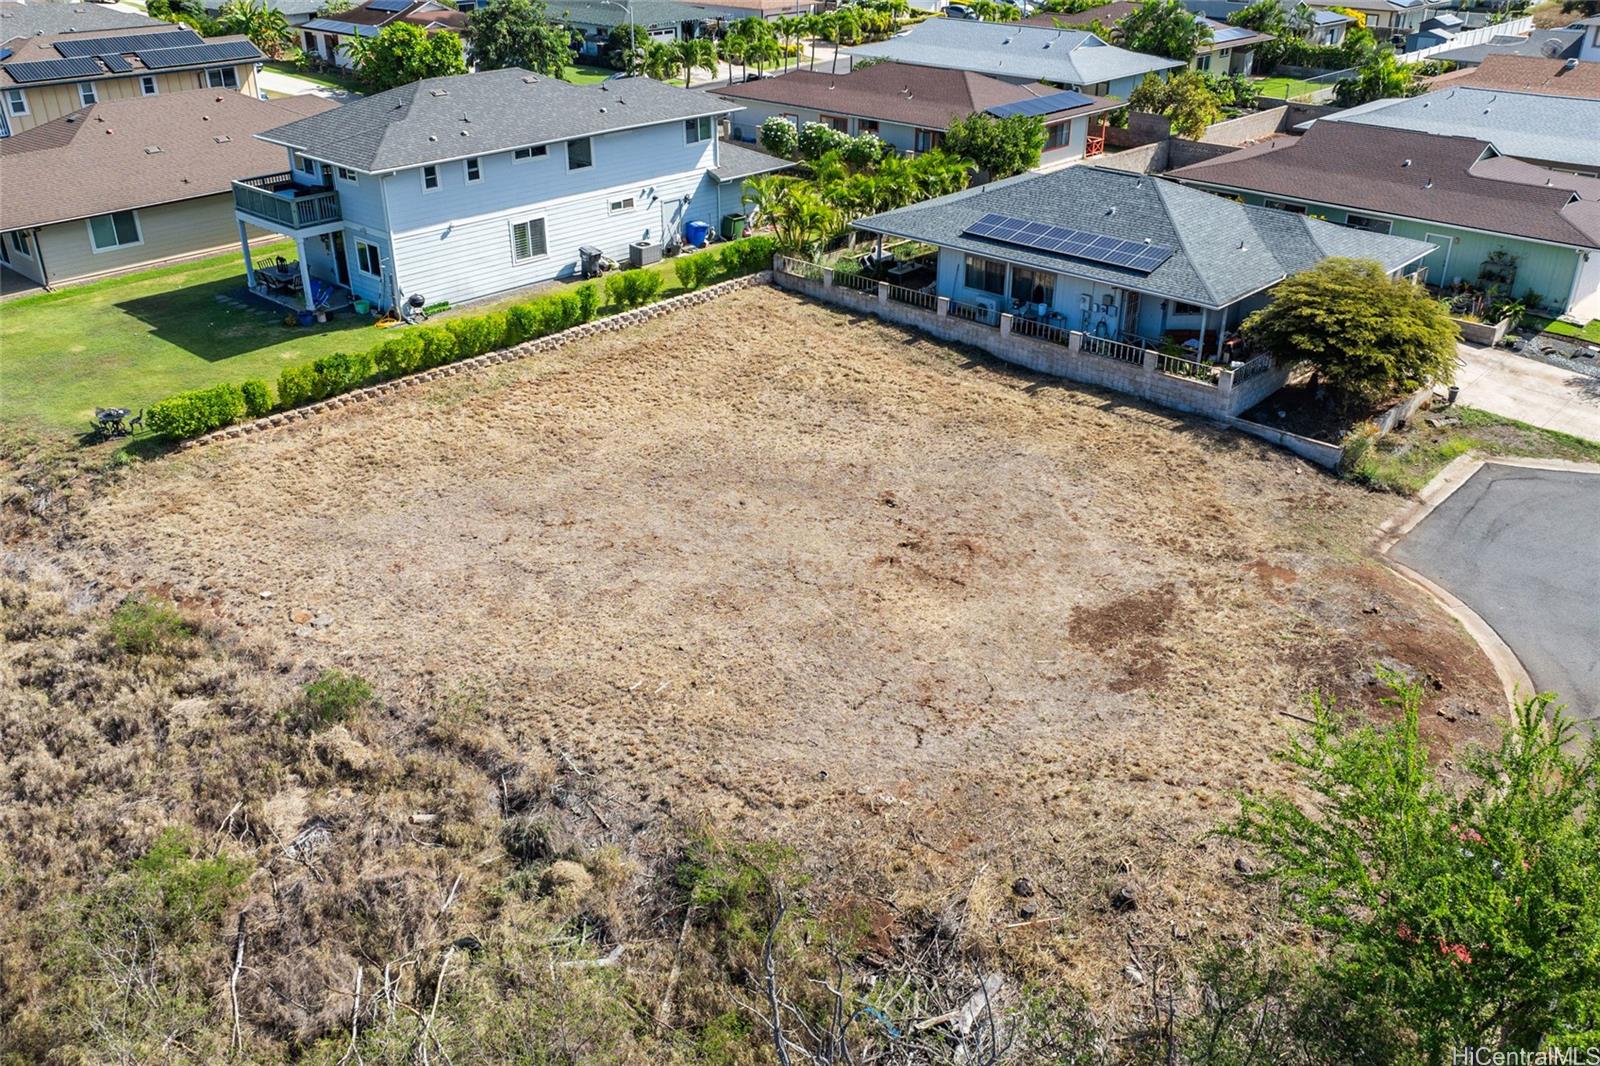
239, 220, 256, 290
1197, 307, 1208, 359
1215, 308, 1228, 361
296, 236, 314, 312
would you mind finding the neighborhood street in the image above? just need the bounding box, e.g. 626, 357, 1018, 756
1455, 343, 1600, 442
1391, 462, 1600, 723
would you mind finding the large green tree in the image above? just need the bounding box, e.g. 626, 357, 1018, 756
1225, 672, 1600, 1059
1335, 50, 1422, 106
1226, 0, 1287, 34
354, 23, 467, 91
1243, 257, 1458, 406
940, 111, 1047, 180
1114, 0, 1213, 61
217, 0, 292, 57
469, 0, 574, 77
1128, 70, 1224, 138
604, 22, 649, 73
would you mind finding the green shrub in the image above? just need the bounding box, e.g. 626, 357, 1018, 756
292, 668, 374, 732
277, 363, 319, 408
311, 350, 375, 395
145, 382, 247, 439
108, 596, 191, 655
718, 235, 777, 277
575, 283, 599, 322
373, 330, 425, 379
445, 312, 507, 359
417, 326, 458, 369
606, 268, 664, 309
239, 379, 273, 418
674, 255, 705, 291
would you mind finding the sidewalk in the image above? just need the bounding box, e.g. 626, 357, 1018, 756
1455, 342, 1600, 442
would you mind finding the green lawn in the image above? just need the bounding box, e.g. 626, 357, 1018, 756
1, 240, 735, 438
262, 60, 362, 93
0, 243, 376, 437
1250, 75, 1330, 101
1526, 316, 1600, 344
564, 64, 614, 85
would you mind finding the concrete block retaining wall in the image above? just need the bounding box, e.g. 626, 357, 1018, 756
180, 271, 774, 449
775, 266, 1295, 422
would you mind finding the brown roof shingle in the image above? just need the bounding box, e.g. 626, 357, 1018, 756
1444, 54, 1600, 100
712, 63, 1118, 130
0, 91, 336, 230
1168, 121, 1600, 249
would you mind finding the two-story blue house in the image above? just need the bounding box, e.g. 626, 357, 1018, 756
229, 68, 786, 311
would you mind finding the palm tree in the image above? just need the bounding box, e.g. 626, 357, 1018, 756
219, 0, 293, 58
673, 36, 717, 87
740, 174, 795, 230
769, 185, 840, 256
771, 14, 797, 71
642, 39, 682, 81
802, 13, 823, 70
340, 32, 376, 74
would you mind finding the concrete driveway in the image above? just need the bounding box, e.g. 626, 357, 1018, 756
1456, 344, 1600, 442
1390, 462, 1599, 723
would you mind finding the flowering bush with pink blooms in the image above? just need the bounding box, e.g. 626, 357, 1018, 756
1223, 668, 1600, 1059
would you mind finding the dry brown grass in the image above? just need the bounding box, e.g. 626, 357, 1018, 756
10, 285, 1507, 1052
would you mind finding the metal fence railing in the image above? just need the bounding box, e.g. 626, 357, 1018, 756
1157, 352, 1221, 385
834, 270, 877, 293
777, 255, 823, 281
886, 284, 937, 311
1011, 316, 1071, 346
948, 299, 997, 326
1078, 332, 1147, 365
1230, 353, 1274, 385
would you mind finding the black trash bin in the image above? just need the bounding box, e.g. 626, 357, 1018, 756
579, 245, 605, 279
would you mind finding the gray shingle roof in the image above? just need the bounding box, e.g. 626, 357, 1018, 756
1430, 28, 1583, 65
556, 0, 752, 27
852, 165, 1432, 307
1315, 87, 1600, 170
0, 1, 157, 43
845, 20, 1181, 89
257, 67, 741, 172
711, 137, 788, 181
1170, 121, 1600, 249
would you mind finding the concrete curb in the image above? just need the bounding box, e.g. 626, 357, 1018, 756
179, 271, 773, 450
1374, 455, 1600, 712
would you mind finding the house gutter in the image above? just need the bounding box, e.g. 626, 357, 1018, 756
30, 227, 52, 291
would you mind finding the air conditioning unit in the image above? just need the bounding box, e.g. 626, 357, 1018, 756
972, 294, 998, 316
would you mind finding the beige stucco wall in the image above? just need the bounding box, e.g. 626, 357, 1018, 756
4, 63, 258, 134
29, 192, 270, 285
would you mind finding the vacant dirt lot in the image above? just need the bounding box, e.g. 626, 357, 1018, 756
62, 285, 1502, 996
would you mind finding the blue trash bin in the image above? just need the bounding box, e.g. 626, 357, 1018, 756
684, 219, 712, 248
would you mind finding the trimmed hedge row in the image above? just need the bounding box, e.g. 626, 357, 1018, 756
144, 237, 777, 441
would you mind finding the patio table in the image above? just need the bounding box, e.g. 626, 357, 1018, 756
94, 407, 131, 438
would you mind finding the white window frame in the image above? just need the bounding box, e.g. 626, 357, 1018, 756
8, 230, 32, 258
464, 156, 481, 183
296, 153, 319, 177
86, 209, 143, 254
607, 195, 636, 214
684, 115, 712, 144
5, 88, 28, 116
77, 81, 98, 106
205, 66, 239, 89
566, 136, 592, 170
513, 144, 547, 162
510, 216, 548, 262
335, 165, 357, 182
354, 239, 382, 278
421, 164, 439, 191
140, 75, 158, 96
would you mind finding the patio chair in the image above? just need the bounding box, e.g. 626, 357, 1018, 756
127, 409, 144, 434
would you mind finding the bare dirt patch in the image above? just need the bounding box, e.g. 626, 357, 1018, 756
56, 285, 1504, 1000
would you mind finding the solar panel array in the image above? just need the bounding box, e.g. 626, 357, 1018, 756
136, 40, 261, 69
367, 0, 415, 11
100, 53, 133, 73
3, 56, 105, 83
54, 29, 201, 57
984, 89, 1094, 119
962, 212, 1174, 274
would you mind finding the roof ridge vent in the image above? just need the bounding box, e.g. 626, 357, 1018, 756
522, 74, 538, 82
144, 144, 161, 154
429, 87, 448, 96
1401, 158, 1411, 167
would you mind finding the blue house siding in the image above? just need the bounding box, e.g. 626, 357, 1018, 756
1211, 189, 1588, 315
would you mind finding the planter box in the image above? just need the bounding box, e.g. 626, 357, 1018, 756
1452, 314, 1513, 347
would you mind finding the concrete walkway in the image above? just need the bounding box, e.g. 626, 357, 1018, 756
1455, 342, 1600, 441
